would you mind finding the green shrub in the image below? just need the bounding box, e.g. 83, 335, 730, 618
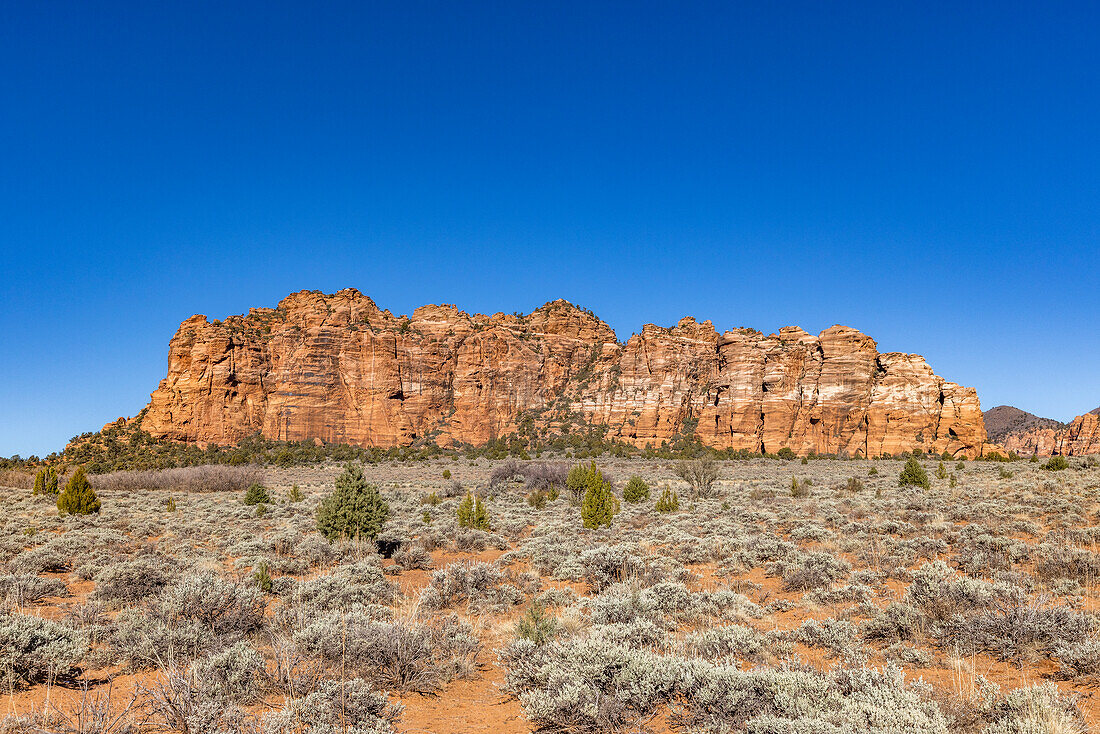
777, 447, 796, 461
56, 467, 101, 515
622, 476, 650, 503
655, 487, 679, 513
316, 464, 390, 541
869, 467, 879, 476
32, 470, 45, 496
253, 562, 273, 593
457, 492, 490, 530
166, 496, 176, 512
936, 461, 947, 479
442, 469, 452, 480
288, 484, 303, 502
1043, 456, 1069, 472
515, 601, 559, 646
898, 457, 930, 490
243, 483, 270, 505
45, 468, 58, 495
580, 465, 617, 529
790, 476, 809, 498
566, 462, 595, 504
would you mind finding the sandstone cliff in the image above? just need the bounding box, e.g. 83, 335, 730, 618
140, 289, 991, 457
1001, 412, 1100, 457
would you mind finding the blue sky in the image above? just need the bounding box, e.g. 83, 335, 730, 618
2, 2, 1098, 457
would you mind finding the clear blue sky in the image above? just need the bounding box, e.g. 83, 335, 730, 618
2, 2, 1098, 457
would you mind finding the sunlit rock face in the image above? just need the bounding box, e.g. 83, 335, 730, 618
141, 289, 990, 457
1002, 413, 1100, 457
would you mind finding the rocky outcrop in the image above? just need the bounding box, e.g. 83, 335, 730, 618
140, 289, 992, 457
983, 406, 1066, 445
1002, 412, 1100, 457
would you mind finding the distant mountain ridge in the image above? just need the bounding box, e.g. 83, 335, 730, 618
982, 405, 1065, 444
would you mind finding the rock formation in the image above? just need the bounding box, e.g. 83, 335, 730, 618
982, 406, 1066, 445
1001, 411, 1100, 457
139, 289, 992, 457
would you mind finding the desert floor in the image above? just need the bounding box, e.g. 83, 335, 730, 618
1, 455, 1098, 733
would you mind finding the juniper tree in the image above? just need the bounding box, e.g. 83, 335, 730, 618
316, 463, 389, 541
622, 476, 650, 503
580, 465, 617, 529
457, 492, 491, 530
56, 467, 101, 515
898, 457, 930, 490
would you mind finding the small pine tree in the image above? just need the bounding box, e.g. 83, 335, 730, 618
580, 466, 616, 529
949, 473, 958, 488
655, 487, 679, 513
898, 457, 930, 490
315, 464, 390, 541
253, 562, 273, 593
45, 468, 59, 495
32, 470, 45, 496
57, 467, 101, 515
457, 492, 490, 530
622, 476, 650, 503
516, 601, 559, 646
936, 461, 948, 480
288, 485, 303, 502
442, 469, 452, 480
166, 496, 176, 512
566, 463, 592, 504
790, 476, 809, 498
422, 510, 432, 525
244, 483, 270, 505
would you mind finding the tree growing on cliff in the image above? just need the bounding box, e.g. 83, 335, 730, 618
57, 467, 101, 515
898, 457, 930, 490
316, 464, 389, 541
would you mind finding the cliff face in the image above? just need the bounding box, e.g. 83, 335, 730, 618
1001, 412, 1100, 457
140, 289, 991, 457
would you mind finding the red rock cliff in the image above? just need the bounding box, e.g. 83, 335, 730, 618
140, 289, 991, 457
1001, 412, 1100, 456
